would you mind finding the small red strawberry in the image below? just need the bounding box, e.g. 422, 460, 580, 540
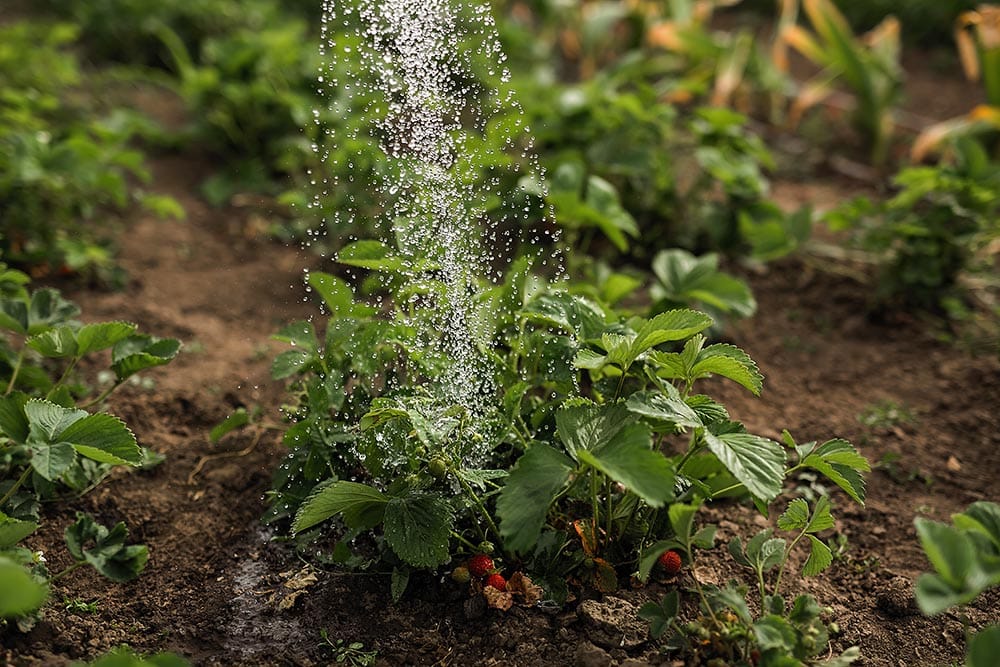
468, 554, 494, 578
658, 549, 682, 575
485, 573, 507, 591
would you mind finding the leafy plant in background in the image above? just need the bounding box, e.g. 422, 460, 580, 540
0, 263, 180, 627
0, 22, 183, 282
914, 501, 1000, 667
675, 106, 808, 259
649, 248, 756, 322
826, 137, 1000, 312
645, 0, 761, 108
779, 0, 902, 166
913, 5, 1000, 162
155, 18, 323, 205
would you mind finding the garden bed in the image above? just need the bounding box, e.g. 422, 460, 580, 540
1, 151, 998, 666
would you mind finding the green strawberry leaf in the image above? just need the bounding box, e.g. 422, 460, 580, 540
383, 493, 454, 568
968, 625, 1000, 667
0, 556, 48, 617
520, 292, 606, 340
703, 430, 785, 502
625, 389, 702, 431
111, 335, 181, 381
0, 393, 30, 443
0, 297, 28, 335
26, 327, 79, 358
953, 502, 1000, 552
555, 401, 635, 458
308, 272, 376, 317
0, 512, 39, 549
337, 240, 420, 272
28, 440, 77, 481
914, 517, 1000, 614
27, 288, 80, 335
803, 534, 833, 576
778, 498, 809, 531
800, 438, 869, 505
576, 421, 674, 507
293, 481, 389, 533
25, 400, 86, 441
64, 513, 148, 583
272, 321, 317, 353
689, 343, 763, 396
627, 310, 713, 366
271, 350, 315, 379
497, 444, 573, 554
60, 413, 141, 465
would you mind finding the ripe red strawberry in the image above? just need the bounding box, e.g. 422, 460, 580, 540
658, 549, 682, 575
485, 573, 507, 591
468, 554, 494, 578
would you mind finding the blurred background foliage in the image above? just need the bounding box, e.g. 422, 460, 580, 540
1, 0, 998, 327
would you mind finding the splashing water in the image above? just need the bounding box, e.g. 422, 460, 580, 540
310, 0, 558, 423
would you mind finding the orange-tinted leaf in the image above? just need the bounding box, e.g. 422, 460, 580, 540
508, 571, 545, 606
956, 14, 982, 81
781, 25, 827, 66
789, 76, 837, 128
574, 519, 600, 556
648, 22, 682, 50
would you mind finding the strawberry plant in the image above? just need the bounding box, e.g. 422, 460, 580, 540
826, 137, 1000, 313
269, 228, 865, 628
913, 501, 1000, 667
0, 265, 180, 627
0, 22, 183, 282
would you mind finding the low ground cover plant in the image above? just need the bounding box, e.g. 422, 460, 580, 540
914, 501, 1000, 666
268, 229, 867, 662
0, 261, 181, 628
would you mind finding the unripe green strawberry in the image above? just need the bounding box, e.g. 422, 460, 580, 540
450, 566, 471, 584
485, 573, 507, 591
468, 554, 494, 578
428, 457, 448, 478
658, 549, 682, 575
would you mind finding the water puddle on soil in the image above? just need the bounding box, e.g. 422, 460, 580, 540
222, 528, 312, 663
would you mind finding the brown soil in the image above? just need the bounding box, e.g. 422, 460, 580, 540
3, 63, 1000, 667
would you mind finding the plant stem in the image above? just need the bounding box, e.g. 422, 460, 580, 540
612, 368, 628, 402
51, 560, 85, 583
674, 432, 703, 474
77, 381, 124, 409
4, 349, 24, 396
604, 477, 614, 546
47, 356, 80, 400
456, 475, 501, 545
589, 469, 601, 550
774, 527, 807, 597
709, 482, 746, 499
450, 531, 479, 552
0, 466, 32, 509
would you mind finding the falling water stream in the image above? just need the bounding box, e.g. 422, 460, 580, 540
310, 0, 556, 423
